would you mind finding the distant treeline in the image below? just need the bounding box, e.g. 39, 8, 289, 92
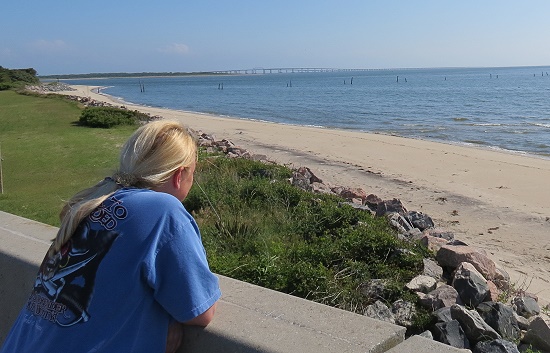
0, 66, 39, 90
39, 71, 229, 80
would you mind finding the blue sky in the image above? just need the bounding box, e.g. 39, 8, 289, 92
2, 1, 550, 75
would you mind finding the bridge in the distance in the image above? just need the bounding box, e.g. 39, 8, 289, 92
213, 67, 371, 74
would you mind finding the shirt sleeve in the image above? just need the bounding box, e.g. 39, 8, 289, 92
146, 214, 221, 323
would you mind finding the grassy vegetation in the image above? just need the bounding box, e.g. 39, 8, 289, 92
185, 156, 430, 316
0, 89, 432, 332
0, 90, 135, 224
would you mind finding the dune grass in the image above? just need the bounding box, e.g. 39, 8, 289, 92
0, 90, 135, 225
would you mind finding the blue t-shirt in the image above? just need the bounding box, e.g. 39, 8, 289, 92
1, 188, 221, 353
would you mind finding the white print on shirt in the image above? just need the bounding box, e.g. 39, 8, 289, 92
90, 195, 128, 230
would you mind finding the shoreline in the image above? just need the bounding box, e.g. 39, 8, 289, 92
56, 85, 550, 305
94, 86, 550, 163
84, 83, 550, 163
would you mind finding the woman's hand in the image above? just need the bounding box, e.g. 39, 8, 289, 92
165, 321, 184, 353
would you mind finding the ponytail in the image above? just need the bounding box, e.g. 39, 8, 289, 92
50, 120, 197, 256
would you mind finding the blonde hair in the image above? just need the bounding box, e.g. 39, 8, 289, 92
51, 120, 197, 255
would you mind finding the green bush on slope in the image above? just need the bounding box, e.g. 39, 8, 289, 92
185, 155, 431, 322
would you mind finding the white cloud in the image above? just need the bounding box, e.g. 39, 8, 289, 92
158, 43, 190, 55
30, 39, 67, 52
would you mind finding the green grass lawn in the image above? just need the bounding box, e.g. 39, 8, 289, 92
0, 91, 136, 225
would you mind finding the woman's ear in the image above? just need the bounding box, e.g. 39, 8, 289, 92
172, 167, 184, 189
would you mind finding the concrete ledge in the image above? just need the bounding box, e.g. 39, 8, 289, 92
385, 335, 470, 353
182, 276, 405, 353
0, 211, 465, 352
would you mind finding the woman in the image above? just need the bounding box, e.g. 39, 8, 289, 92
1, 120, 221, 353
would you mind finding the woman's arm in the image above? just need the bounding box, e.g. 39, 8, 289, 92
183, 301, 218, 327
165, 302, 218, 353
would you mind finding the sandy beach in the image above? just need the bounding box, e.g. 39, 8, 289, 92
60, 85, 550, 305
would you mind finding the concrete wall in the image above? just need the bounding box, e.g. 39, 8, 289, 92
0, 211, 466, 352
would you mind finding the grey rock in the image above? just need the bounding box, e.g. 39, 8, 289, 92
407, 210, 435, 230
420, 285, 461, 310
406, 275, 437, 293
364, 194, 382, 211
311, 182, 333, 195
387, 212, 414, 233
433, 320, 470, 349
513, 312, 529, 331
392, 299, 415, 327
423, 258, 444, 280
295, 166, 323, 183
422, 227, 455, 241
359, 279, 388, 300
523, 316, 550, 352
290, 173, 312, 191
473, 339, 520, 353
418, 330, 434, 340
405, 227, 423, 239
364, 300, 395, 324
434, 306, 453, 323
452, 262, 489, 307
450, 304, 501, 343
477, 302, 520, 341
375, 198, 407, 217
512, 296, 540, 319
340, 201, 372, 211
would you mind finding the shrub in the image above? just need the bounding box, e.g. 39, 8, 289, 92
79, 106, 150, 128
0, 83, 13, 91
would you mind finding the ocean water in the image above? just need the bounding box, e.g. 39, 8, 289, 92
64, 66, 550, 157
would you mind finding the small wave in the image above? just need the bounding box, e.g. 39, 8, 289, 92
463, 139, 488, 145
471, 123, 502, 126
453, 117, 469, 121
530, 123, 550, 128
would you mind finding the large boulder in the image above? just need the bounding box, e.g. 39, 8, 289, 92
364, 300, 395, 324
375, 198, 407, 217
392, 299, 415, 327
476, 302, 520, 341
433, 320, 470, 349
450, 304, 501, 343
406, 275, 437, 293
419, 284, 461, 310
436, 244, 497, 280
523, 316, 550, 352
422, 227, 455, 241
452, 262, 489, 307
386, 212, 414, 234
420, 235, 449, 252
434, 306, 453, 323
512, 295, 540, 319
422, 258, 443, 281
406, 211, 434, 230
473, 339, 520, 353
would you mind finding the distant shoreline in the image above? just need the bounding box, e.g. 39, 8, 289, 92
38, 64, 550, 80
39, 72, 237, 80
